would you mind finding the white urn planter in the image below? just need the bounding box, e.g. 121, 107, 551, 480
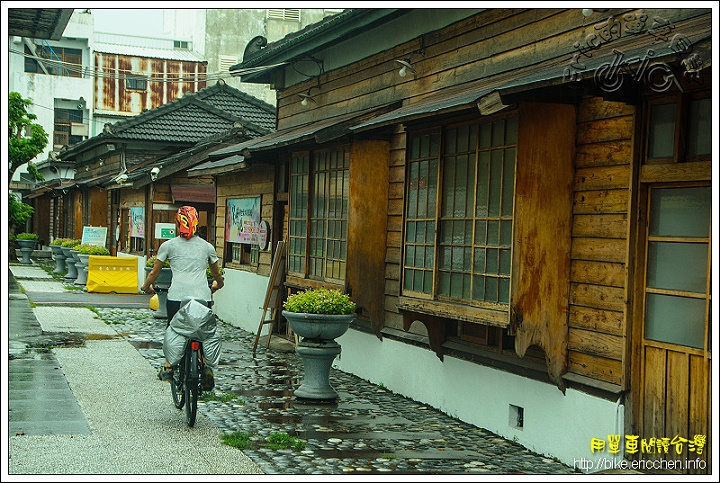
50, 245, 66, 273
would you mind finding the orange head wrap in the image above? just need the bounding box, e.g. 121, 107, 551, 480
176, 206, 198, 238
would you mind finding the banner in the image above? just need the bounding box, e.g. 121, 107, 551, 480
130, 207, 145, 238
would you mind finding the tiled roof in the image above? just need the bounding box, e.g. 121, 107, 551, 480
60, 81, 275, 159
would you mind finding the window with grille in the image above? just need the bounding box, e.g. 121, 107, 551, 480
54, 108, 85, 150
24, 45, 82, 77
288, 147, 350, 282
404, 117, 517, 307
125, 75, 147, 91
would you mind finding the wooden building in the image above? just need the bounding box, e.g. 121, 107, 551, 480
192, 8, 712, 472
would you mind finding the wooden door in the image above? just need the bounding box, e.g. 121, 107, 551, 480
636, 184, 711, 474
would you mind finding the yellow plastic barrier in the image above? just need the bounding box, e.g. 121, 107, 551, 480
86, 255, 138, 294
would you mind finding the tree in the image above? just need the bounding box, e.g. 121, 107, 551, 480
8, 92, 47, 260
9, 91, 47, 183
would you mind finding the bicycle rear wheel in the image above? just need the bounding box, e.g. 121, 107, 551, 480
184, 344, 200, 426
170, 356, 185, 409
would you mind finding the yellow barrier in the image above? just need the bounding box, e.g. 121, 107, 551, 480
86, 255, 138, 293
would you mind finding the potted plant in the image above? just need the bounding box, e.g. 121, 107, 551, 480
206, 265, 225, 286
282, 288, 357, 400
77, 243, 110, 256
16, 232, 39, 249
15, 232, 39, 264
60, 239, 82, 279
49, 238, 68, 273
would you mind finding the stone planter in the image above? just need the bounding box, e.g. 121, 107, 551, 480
50, 245, 66, 273
61, 247, 78, 279
16, 239, 37, 264
282, 311, 357, 400
74, 253, 91, 286
146, 267, 172, 319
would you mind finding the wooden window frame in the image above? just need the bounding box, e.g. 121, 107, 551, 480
402, 113, 517, 312
288, 146, 350, 285
644, 90, 711, 166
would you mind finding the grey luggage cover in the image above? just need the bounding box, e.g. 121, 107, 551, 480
163, 297, 222, 367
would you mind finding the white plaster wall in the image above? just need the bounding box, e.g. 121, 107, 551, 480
333, 328, 624, 471
212, 269, 271, 336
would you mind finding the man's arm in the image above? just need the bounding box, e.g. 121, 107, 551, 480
141, 258, 166, 293
209, 260, 224, 293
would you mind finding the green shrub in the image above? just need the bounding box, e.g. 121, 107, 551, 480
50, 238, 67, 246
76, 243, 110, 255
283, 288, 356, 315
206, 265, 225, 279
61, 239, 82, 248
16, 232, 39, 240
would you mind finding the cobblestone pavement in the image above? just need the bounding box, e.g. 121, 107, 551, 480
97, 307, 580, 476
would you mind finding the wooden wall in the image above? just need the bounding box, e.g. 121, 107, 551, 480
215, 164, 276, 277
567, 96, 635, 388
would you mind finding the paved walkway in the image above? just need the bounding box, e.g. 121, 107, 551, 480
6, 260, 582, 477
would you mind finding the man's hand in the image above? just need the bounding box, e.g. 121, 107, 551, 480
142, 283, 155, 294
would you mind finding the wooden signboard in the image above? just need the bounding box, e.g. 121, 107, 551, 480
252, 240, 286, 356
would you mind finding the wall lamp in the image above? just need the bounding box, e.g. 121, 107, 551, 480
395, 41, 425, 78
299, 85, 320, 106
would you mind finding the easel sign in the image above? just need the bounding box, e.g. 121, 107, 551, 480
253, 240, 286, 356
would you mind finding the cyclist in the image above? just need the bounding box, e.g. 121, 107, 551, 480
141, 205, 224, 387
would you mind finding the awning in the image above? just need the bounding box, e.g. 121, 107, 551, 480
209, 103, 399, 160
352, 29, 712, 132
188, 154, 245, 176
171, 184, 215, 203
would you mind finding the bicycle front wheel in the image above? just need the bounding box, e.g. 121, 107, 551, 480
171, 357, 185, 409
184, 346, 200, 426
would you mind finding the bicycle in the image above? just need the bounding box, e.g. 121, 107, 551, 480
163, 295, 218, 427
170, 338, 205, 427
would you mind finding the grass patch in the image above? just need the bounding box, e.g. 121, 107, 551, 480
201, 392, 240, 403
266, 432, 306, 451
221, 431, 253, 450
221, 431, 306, 451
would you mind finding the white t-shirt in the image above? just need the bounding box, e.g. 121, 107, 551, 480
156, 236, 219, 302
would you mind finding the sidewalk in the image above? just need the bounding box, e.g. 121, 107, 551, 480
6, 263, 262, 477
7, 261, 581, 477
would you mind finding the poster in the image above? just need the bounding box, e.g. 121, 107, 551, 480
81, 226, 108, 246
226, 197, 260, 244
130, 207, 145, 238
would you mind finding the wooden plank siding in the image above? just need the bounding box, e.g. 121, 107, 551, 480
567, 96, 635, 388
214, 167, 276, 277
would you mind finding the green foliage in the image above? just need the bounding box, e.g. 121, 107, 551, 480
201, 392, 239, 403
9, 193, 34, 231
146, 256, 170, 268
266, 432, 306, 451
283, 288, 356, 315
206, 265, 225, 279
76, 243, 110, 255
61, 239, 82, 248
16, 232, 38, 240
221, 431, 252, 450
9, 92, 48, 183
50, 238, 68, 246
